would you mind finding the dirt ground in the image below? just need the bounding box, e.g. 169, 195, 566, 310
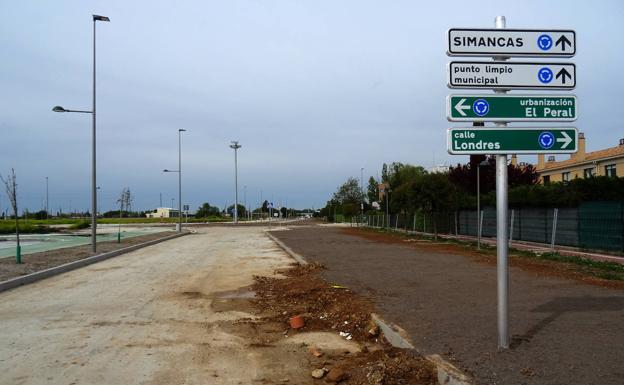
250, 262, 437, 384
0, 225, 437, 385
0, 230, 176, 282
270, 224, 624, 385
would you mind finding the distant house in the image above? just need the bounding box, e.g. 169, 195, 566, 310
145, 207, 180, 218
535, 133, 624, 183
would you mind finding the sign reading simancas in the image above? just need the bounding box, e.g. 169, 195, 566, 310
448, 29, 576, 57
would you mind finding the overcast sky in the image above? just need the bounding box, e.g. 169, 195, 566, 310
1, 0, 622, 213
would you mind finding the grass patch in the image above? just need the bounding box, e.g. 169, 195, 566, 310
536, 252, 624, 274
0, 222, 59, 234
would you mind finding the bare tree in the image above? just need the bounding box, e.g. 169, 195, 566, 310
116, 187, 133, 242
0, 169, 21, 263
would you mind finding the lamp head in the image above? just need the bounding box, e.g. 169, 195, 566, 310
52, 106, 67, 113
93, 15, 110, 22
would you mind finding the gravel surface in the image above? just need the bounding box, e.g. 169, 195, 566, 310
270, 225, 624, 385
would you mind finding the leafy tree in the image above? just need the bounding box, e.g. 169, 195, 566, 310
196, 202, 220, 217
332, 177, 364, 206
381, 163, 389, 184
226, 204, 246, 217
409, 173, 459, 239
33, 210, 48, 220
367, 176, 379, 205
448, 155, 539, 196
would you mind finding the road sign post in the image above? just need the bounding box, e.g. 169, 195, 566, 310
447, 17, 577, 350
447, 95, 577, 122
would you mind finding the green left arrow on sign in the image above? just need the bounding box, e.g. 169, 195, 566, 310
447, 127, 578, 155
447, 95, 577, 122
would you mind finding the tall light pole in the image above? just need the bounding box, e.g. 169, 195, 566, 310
360, 167, 364, 222
51, 12, 109, 253
45, 176, 49, 219
229, 141, 242, 224
163, 129, 186, 233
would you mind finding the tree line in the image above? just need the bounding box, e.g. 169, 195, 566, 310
323, 155, 624, 231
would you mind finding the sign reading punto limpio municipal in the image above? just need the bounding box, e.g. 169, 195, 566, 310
447, 95, 577, 122
448, 61, 575, 89
448, 29, 576, 57
447, 127, 578, 155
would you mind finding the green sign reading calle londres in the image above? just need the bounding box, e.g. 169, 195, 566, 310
447, 127, 578, 155
447, 95, 577, 122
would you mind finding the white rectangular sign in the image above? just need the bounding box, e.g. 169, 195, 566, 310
448, 29, 575, 57
448, 61, 576, 90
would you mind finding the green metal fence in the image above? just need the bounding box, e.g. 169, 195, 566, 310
352, 201, 624, 253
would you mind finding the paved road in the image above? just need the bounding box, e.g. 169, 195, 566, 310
271, 225, 624, 385
0, 227, 299, 385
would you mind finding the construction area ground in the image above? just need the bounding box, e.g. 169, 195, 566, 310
270, 223, 624, 385
0, 221, 622, 384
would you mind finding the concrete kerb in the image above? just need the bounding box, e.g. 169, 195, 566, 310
267, 227, 470, 384
0, 231, 190, 293
265, 231, 308, 265
371, 313, 472, 385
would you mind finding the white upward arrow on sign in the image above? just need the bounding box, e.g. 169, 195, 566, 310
557, 131, 572, 148
454, 98, 470, 116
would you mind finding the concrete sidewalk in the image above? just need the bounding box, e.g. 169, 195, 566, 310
0, 227, 306, 385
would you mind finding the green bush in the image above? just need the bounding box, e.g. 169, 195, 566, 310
70, 221, 91, 230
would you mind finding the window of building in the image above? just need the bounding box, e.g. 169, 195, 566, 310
543, 175, 550, 184
583, 167, 595, 178
562, 172, 571, 182
605, 164, 617, 177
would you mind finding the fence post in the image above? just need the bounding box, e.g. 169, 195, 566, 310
395, 215, 399, 231
413, 213, 417, 232
509, 209, 515, 248
423, 214, 426, 234
551, 208, 558, 252
455, 211, 458, 237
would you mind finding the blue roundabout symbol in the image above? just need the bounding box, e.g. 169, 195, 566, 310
537, 34, 553, 51
538, 132, 555, 149
538, 67, 554, 84
472, 99, 490, 116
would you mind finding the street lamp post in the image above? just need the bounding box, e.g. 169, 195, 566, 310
45, 176, 49, 219
163, 129, 186, 233
51, 13, 110, 254
229, 141, 242, 224
477, 159, 489, 249
385, 188, 392, 229
360, 167, 364, 225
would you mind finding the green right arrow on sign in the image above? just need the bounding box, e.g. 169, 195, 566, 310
447, 127, 578, 154
447, 95, 577, 122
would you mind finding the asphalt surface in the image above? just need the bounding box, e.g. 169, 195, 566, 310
271, 224, 624, 385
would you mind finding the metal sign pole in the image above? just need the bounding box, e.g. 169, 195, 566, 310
494, 15, 510, 350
